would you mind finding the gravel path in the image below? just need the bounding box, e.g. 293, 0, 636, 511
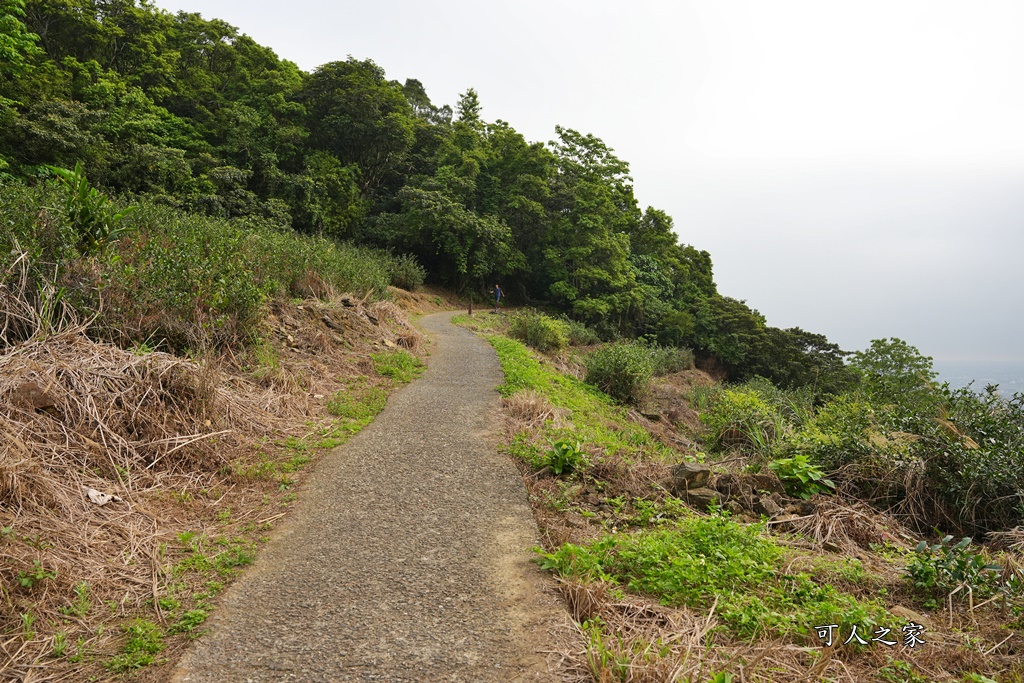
170, 312, 566, 683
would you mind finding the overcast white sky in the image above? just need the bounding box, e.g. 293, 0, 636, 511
154, 0, 1024, 361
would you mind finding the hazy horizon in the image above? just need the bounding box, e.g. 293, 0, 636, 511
151, 0, 1024, 362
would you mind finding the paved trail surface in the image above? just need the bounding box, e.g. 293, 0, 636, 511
172, 312, 565, 682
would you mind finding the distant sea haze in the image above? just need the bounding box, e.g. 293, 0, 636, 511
932, 359, 1024, 397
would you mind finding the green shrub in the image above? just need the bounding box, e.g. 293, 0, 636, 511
387, 252, 426, 291
698, 386, 787, 454
905, 536, 1002, 597
0, 183, 398, 350
775, 396, 876, 469
47, 162, 135, 256
560, 317, 601, 346
737, 377, 815, 426
508, 309, 570, 353
584, 342, 654, 404
645, 344, 695, 376
924, 385, 1024, 533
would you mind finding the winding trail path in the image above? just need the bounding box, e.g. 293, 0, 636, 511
171, 312, 565, 682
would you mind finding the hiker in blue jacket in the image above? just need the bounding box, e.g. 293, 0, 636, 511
492, 284, 503, 313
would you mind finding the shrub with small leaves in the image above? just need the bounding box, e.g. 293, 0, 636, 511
508, 310, 569, 352
387, 252, 426, 290
905, 536, 1002, 597
560, 317, 601, 346
584, 342, 654, 404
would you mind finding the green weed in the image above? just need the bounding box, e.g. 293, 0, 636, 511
538, 514, 887, 640
327, 382, 387, 422
372, 349, 425, 383
17, 560, 56, 589
20, 612, 35, 640
768, 454, 835, 499
157, 596, 179, 611
877, 659, 929, 683
906, 536, 1002, 597
546, 439, 587, 475
169, 608, 209, 635
106, 619, 164, 672
59, 581, 91, 617
51, 630, 68, 658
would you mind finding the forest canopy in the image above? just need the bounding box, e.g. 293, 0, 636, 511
1, 0, 849, 387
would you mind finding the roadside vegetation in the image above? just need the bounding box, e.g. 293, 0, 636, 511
5, 2, 1024, 680
457, 310, 1024, 683
0, 165, 427, 677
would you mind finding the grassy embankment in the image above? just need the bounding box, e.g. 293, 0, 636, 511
0, 179, 429, 679
456, 310, 1024, 683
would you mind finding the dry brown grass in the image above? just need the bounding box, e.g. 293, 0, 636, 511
988, 527, 1024, 552
0, 330, 294, 680
0, 280, 428, 680
551, 578, 946, 683
503, 390, 568, 433
779, 497, 916, 554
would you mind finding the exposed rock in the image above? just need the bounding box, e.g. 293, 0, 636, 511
671, 462, 712, 491
725, 501, 745, 516
713, 472, 743, 497
15, 380, 56, 410
14, 380, 59, 416
682, 487, 719, 510
891, 605, 933, 628
784, 501, 816, 516
754, 495, 782, 517
321, 315, 344, 331
750, 472, 786, 496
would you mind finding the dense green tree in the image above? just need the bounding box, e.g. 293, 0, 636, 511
301, 58, 415, 196
1, 0, 41, 79
849, 337, 939, 411
0, 0, 859, 389
543, 127, 638, 325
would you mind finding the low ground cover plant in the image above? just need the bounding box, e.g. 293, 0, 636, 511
461, 320, 1023, 682
540, 514, 887, 640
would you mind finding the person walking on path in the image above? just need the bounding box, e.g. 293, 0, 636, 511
492, 284, 503, 313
